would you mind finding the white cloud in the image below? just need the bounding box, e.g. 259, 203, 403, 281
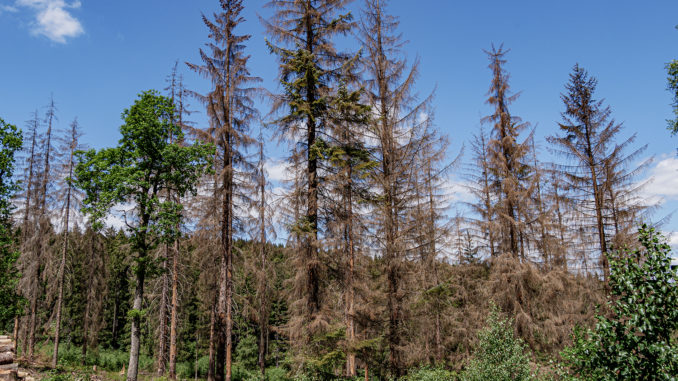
15, 0, 83, 43
0, 4, 18, 13
640, 155, 678, 202
264, 159, 294, 182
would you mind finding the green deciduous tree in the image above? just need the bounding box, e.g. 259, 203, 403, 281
561, 225, 678, 380
0, 118, 23, 331
75, 90, 212, 381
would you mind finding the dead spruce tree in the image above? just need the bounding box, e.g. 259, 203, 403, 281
52, 118, 84, 367
465, 127, 498, 259
548, 64, 650, 281
15, 111, 40, 353
263, 0, 355, 350
482, 45, 535, 260
25, 96, 59, 359
359, 0, 438, 375
187, 1, 259, 379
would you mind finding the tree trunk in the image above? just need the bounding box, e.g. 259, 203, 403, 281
257, 141, 267, 379
82, 290, 90, 363
127, 255, 147, 381
345, 168, 356, 377
52, 163, 72, 368
156, 245, 169, 376
207, 300, 216, 381
27, 284, 37, 360
168, 240, 179, 380
12, 317, 18, 346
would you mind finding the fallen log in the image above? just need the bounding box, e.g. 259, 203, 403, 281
0, 370, 16, 381
0, 347, 12, 354
0, 364, 16, 371
0, 353, 13, 366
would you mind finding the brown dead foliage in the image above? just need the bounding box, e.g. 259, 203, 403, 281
415, 255, 606, 369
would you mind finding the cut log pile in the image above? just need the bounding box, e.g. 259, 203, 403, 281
0, 335, 17, 381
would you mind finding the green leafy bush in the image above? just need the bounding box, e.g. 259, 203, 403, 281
461, 305, 534, 381
404, 365, 458, 381
97, 349, 130, 372
560, 225, 678, 380
267, 366, 291, 381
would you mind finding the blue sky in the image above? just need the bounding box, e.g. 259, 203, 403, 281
1, 1, 678, 242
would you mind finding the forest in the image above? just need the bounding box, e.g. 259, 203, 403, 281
1, 1, 678, 380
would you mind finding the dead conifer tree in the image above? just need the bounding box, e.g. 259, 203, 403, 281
52, 118, 84, 367
250, 133, 278, 378
548, 64, 651, 280
81, 226, 106, 363
15, 111, 40, 354
465, 127, 497, 258
263, 0, 355, 346
168, 69, 193, 381
359, 0, 436, 375
482, 45, 534, 260
27, 96, 58, 359
187, 2, 260, 379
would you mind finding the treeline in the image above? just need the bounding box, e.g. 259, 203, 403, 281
0, 1, 663, 381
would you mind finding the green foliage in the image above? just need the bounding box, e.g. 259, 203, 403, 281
403, 366, 458, 381
74, 89, 213, 250
560, 225, 678, 380
97, 349, 132, 372
42, 369, 75, 381
667, 59, 678, 134
267, 367, 291, 381
461, 304, 534, 381
0, 117, 22, 329
235, 333, 259, 369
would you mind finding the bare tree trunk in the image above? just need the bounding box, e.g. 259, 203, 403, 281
82, 289, 90, 362
156, 245, 169, 376
127, 262, 146, 381
52, 151, 74, 368
215, 135, 234, 381
27, 284, 37, 360
207, 300, 216, 381
168, 240, 179, 380
12, 317, 18, 342
195, 329, 199, 381
257, 144, 267, 378
345, 167, 356, 377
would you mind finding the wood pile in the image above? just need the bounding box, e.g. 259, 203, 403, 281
0, 335, 16, 381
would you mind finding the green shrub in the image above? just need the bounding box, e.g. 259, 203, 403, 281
57, 344, 82, 367
232, 362, 260, 381
461, 305, 534, 381
404, 365, 457, 381
97, 349, 129, 372
267, 366, 291, 381
560, 225, 678, 380
42, 369, 75, 381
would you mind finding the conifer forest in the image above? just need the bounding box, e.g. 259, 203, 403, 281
2, 1, 678, 380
